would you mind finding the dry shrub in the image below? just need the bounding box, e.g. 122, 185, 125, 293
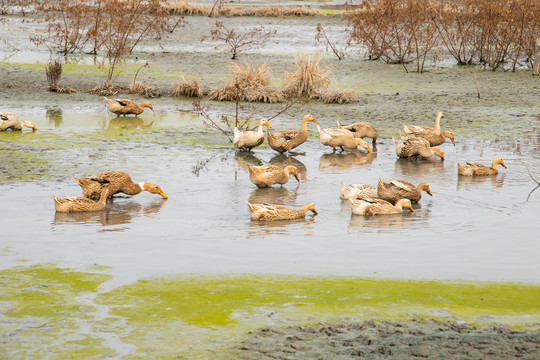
172, 76, 204, 98
90, 83, 129, 96
317, 89, 357, 104
168, 1, 320, 17
46, 60, 62, 89
283, 54, 330, 99
346, 0, 540, 72
209, 62, 284, 103
130, 81, 161, 98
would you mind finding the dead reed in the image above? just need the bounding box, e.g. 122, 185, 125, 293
172, 76, 204, 98
45, 60, 76, 93
283, 54, 330, 99
130, 81, 161, 98
46, 60, 62, 89
317, 89, 357, 104
209, 62, 284, 103
168, 2, 321, 17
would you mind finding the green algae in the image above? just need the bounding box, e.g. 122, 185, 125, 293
2, 265, 540, 359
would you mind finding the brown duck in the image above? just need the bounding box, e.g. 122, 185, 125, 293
247, 202, 317, 221
104, 98, 154, 116
1, 112, 38, 131
53, 188, 109, 212
377, 177, 432, 203
247, 165, 300, 188
336, 120, 378, 144
457, 157, 507, 176
267, 114, 318, 153
401, 128, 455, 146
73, 170, 167, 200
403, 111, 444, 135
393, 136, 445, 161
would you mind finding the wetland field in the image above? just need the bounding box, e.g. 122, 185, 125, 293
1, 4, 540, 359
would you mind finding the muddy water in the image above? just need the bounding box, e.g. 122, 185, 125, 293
1, 104, 539, 289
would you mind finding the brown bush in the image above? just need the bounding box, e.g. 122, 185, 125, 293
129, 81, 161, 98
209, 62, 284, 103
317, 89, 357, 104
283, 54, 330, 99
345, 0, 540, 72
46, 60, 62, 89
172, 76, 204, 98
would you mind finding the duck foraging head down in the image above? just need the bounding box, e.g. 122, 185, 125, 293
247, 202, 317, 221
0, 112, 38, 131
73, 170, 167, 200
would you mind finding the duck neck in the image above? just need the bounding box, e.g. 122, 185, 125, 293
123, 182, 144, 195
434, 113, 442, 133
98, 189, 109, 205
300, 117, 310, 133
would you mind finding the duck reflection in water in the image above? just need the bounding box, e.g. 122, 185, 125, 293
319, 150, 376, 171
349, 207, 417, 228
52, 198, 167, 227
247, 217, 315, 236
394, 157, 445, 177
46, 107, 63, 127
248, 186, 298, 205
106, 117, 154, 130
268, 154, 307, 181
457, 173, 506, 190
234, 151, 264, 173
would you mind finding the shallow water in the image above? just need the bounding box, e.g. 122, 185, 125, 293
1, 104, 539, 289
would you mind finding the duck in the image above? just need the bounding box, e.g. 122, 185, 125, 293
247, 165, 300, 188
340, 180, 377, 200
336, 120, 378, 144
401, 127, 455, 146
377, 177, 432, 203
0, 112, 38, 131
393, 136, 445, 161
457, 157, 507, 176
104, 98, 154, 116
247, 202, 317, 221
317, 125, 372, 153
349, 197, 415, 215
403, 111, 444, 134
73, 170, 167, 200
233, 118, 271, 151
267, 114, 318, 153
52, 187, 109, 212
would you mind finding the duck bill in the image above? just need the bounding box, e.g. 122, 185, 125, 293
409, 206, 415, 212
313, 119, 319, 124
159, 192, 168, 199
427, 190, 433, 196
312, 210, 318, 215
366, 145, 372, 153
294, 174, 300, 182
450, 138, 455, 146
502, 163, 507, 168
265, 123, 271, 128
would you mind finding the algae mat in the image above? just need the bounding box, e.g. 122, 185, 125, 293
1, 264, 539, 359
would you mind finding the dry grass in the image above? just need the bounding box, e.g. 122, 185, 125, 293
129, 81, 161, 98
46, 60, 62, 89
172, 76, 204, 98
317, 89, 357, 104
209, 62, 284, 103
283, 54, 330, 99
90, 83, 129, 96
168, 1, 321, 17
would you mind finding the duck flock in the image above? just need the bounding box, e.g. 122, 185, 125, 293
1, 99, 507, 221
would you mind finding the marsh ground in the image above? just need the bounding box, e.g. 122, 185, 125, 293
1, 8, 540, 359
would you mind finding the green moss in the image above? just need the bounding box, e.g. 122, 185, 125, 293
2, 265, 540, 359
